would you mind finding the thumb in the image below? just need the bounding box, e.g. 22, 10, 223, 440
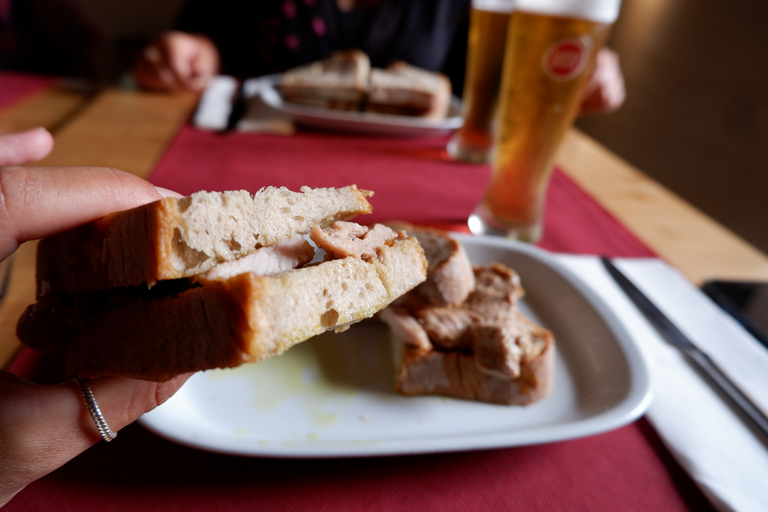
0, 372, 191, 507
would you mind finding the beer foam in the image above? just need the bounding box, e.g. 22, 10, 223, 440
472, 0, 516, 13
516, 0, 622, 23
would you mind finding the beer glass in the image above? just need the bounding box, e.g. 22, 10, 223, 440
447, 0, 515, 163
469, 0, 622, 242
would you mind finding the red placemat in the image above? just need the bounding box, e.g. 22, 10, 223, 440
149, 128, 486, 226
4, 416, 707, 512
6, 127, 711, 512
0, 72, 56, 112
149, 126, 654, 258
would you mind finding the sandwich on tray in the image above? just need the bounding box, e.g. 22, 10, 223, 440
280, 51, 452, 119
17, 185, 428, 382
281, 49, 371, 111
366, 61, 452, 119
379, 223, 555, 405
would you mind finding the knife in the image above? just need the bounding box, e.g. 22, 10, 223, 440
221, 81, 248, 133
600, 256, 768, 439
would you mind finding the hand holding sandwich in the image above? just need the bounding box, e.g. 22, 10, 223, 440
0, 129, 429, 507
0, 128, 191, 507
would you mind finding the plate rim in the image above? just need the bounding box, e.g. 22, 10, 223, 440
257, 78, 464, 136
140, 236, 653, 458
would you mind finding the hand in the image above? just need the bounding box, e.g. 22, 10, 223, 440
0, 129, 190, 507
0, 127, 54, 166
579, 47, 626, 116
133, 30, 220, 92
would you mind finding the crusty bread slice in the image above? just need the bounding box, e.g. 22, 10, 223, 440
365, 61, 451, 119
387, 222, 475, 307
392, 312, 554, 405
18, 236, 427, 381
36, 185, 372, 301
281, 49, 370, 111
379, 225, 554, 405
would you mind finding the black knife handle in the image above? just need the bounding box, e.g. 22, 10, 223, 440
685, 347, 768, 440
223, 82, 247, 133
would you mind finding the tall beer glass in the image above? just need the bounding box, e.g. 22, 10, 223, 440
469, 0, 622, 242
447, 0, 515, 163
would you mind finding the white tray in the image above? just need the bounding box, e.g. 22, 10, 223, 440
259, 80, 463, 137
140, 235, 652, 457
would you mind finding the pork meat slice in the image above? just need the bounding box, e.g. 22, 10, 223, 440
200, 234, 314, 281
395, 314, 555, 405
466, 263, 524, 311
310, 221, 401, 260
416, 306, 476, 350
378, 307, 432, 352
401, 225, 475, 307
468, 323, 524, 378
415, 263, 523, 350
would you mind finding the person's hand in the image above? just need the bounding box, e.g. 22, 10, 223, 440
134, 30, 220, 92
579, 47, 626, 116
0, 129, 191, 507
0, 127, 54, 166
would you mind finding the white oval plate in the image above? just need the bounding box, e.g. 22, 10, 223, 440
258, 80, 463, 137
140, 235, 652, 458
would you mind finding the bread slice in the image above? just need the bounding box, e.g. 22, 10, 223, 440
18, 232, 427, 381
281, 49, 370, 111
387, 222, 474, 307
392, 312, 554, 405
379, 225, 554, 405
36, 185, 372, 301
366, 61, 451, 119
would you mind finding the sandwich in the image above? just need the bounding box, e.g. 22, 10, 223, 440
366, 61, 452, 119
280, 51, 452, 119
281, 49, 371, 111
17, 185, 428, 382
379, 224, 554, 405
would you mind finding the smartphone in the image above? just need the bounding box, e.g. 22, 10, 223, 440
702, 279, 768, 350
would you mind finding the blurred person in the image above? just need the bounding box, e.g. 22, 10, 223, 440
133, 0, 623, 115
135, 0, 472, 94
0, 127, 190, 507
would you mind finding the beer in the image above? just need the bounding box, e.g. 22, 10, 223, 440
469, 0, 620, 242
447, 1, 513, 163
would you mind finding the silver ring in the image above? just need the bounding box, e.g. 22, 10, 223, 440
76, 379, 117, 442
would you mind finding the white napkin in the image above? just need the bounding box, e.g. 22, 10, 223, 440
192, 75, 238, 130
555, 255, 768, 512
193, 75, 294, 134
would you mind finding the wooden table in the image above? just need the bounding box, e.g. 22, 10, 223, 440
0, 81, 90, 135
556, 130, 768, 284
2, 86, 768, 370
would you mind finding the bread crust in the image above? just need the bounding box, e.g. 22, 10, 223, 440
366, 62, 451, 119
393, 313, 554, 405
281, 52, 452, 119
282, 49, 370, 110
380, 225, 554, 406
387, 222, 475, 306
19, 237, 427, 381
36, 186, 373, 301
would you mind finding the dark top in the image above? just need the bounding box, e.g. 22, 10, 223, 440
175, 0, 470, 94
0, 0, 104, 79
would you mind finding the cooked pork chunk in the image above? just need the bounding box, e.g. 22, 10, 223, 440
392, 224, 476, 306
200, 234, 315, 281
379, 224, 554, 406
311, 222, 401, 260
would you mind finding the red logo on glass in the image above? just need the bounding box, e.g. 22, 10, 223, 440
543, 38, 589, 81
